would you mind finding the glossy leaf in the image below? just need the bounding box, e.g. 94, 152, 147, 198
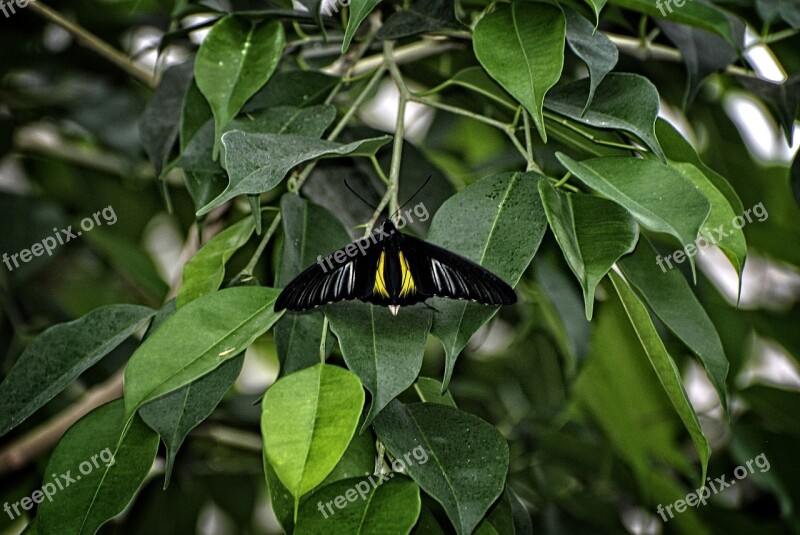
275, 194, 350, 375
38, 400, 159, 535
295, 475, 421, 534
427, 172, 548, 389
0, 305, 154, 437
414, 377, 456, 407
243, 70, 338, 112
139, 353, 244, 486
609, 271, 710, 481
342, 0, 381, 52
671, 161, 747, 280
618, 237, 729, 411
563, 7, 618, 113
374, 401, 509, 535
607, 0, 737, 45
176, 216, 256, 307
556, 153, 710, 279
195, 16, 285, 158
538, 180, 638, 319
197, 133, 392, 216
123, 287, 283, 422
261, 364, 365, 500
545, 73, 666, 161
326, 302, 432, 427
473, 1, 565, 141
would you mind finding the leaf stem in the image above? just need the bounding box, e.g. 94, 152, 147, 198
384, 40, 408, 218
319, 316, 329, 364
240, 212, 282, 277
28, 1, 158, 89
522, 109, 540, 172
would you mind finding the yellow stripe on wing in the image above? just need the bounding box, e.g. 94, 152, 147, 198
373, 251, 389, 298
398, 251, 415, 297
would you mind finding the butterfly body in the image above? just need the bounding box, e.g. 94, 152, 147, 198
275, 220, 516, 315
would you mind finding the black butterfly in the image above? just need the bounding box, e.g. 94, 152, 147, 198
274, 214, 516, 316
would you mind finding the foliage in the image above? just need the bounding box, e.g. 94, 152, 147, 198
1, 0, 799, 533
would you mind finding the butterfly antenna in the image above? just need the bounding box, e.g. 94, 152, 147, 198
390, 174, 432, 221
344, 179, 381, 212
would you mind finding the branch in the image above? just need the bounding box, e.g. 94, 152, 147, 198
28, 1, 158, 89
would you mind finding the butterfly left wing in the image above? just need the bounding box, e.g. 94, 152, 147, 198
399, 234, 517, 306
274, 247, 378, 312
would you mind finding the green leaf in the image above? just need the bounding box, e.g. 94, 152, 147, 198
322, 427, 376, 486
427, 172, 548, 389
139, 353, 244, 487
176, 216, 256, 307
617, 237, 729, 412
295, 475, 421, 534
545, 73, 666, 161
556, 153, 710, 279
374, 401, 509, 535
538, 180, 638, 319
563, 7, 618, 113
609, 271, 710, 482
756, 0, 800, 28
261, 364, 365, 500
38, 400, 159, 535
244, 70, 338, 112
326, 302, 433, 428
264, 454, 296, 533
0, 305, 154, 437
735, 74, 800, 145
225, 105, 335, 138
195, 16, 285, 158
583, 0, 607, 23
607, 0, 737, 45
342, 0, 381, 52
414, 377, 456, 407
124, 287, 283, 422
197, 133, 392, 216
473, 1, 565, 141
671, 161, 747, 280
275, 194, 351, 375
378, 0, 462, 39
655, 119, 743, 216
140, 60, 194, 175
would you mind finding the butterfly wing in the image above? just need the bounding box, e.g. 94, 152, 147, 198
400, 234, 517, 306
274, 246, 379, 312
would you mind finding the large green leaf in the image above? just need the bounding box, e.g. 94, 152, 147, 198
326, 302, 433, 427
556, 154, 710, 279
123, 287, 283, 422
607, 0, 737, 45
261, 364, 365, 500
195, 16, 285, 158
671, 161, 747, 281
538, 181, 638, 320
545, 74, 666, 161
342, 0, 381, 52
618, 237, 729, 411
197, 133, 392, 216
0, 305, 154, 437
295, 475, 421, 534
275, 194, 350, 375
374, 401, 509, 535
244, 70, 338, 112
473, 1, 565, 141
563, 7, 618, 113
38, 400, 159, 535
176, 216, 256, 308
655, 119, 743, 215
139, 353, 244, 487
428, 172, 547, 389
609, 271, 710, 481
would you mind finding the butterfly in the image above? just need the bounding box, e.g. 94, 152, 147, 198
274, 180, 516, 316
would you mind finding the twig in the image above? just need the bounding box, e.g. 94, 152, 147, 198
27, 1, 158, 89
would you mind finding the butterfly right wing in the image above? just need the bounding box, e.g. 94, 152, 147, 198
274, 247, 379, 312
